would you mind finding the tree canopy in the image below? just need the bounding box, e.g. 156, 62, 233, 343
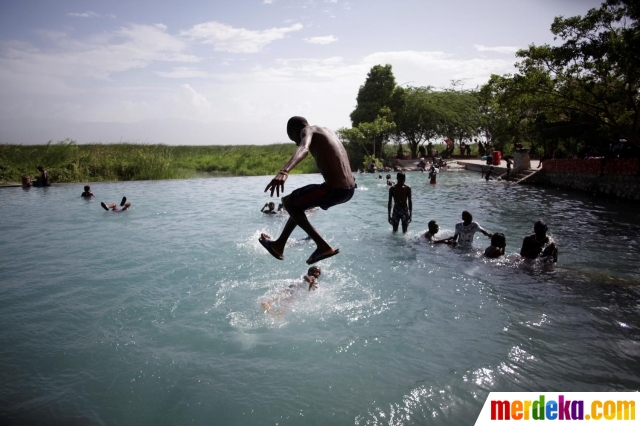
340, 0, 639, 166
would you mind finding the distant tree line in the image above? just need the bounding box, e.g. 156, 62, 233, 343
339, 0, 639, 169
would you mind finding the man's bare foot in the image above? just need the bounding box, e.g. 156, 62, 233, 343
306, 247, 340, 265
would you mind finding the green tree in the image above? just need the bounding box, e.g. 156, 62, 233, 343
350, 64, 397, 127
338, 111, 396, 170
514, 0, 640, 146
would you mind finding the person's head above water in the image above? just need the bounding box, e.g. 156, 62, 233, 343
491, 232, 506, 248
84, 185, 90, 192
428, 220, 439, 235
307, 265, 321, 277
462, 210, 473, 224
268, 202, 275, 210
287, 116, 309, 145
396, 172, 406, 183
534, 220, 548, 237
386, 174, 391, 180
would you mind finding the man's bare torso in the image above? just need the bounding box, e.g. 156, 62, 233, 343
390, 185, 410, 208
307, 126, 355, 189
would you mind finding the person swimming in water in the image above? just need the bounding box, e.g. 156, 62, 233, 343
259, 116, 355, 265
261, 202, 277, 215
386, 174, 394, 186
484, 232, 506, 258
101, 197, 130, 212
520, 220, 557, 264
423, 220, 439, 242
81, 185, 94, 198
261, 266, 321, 317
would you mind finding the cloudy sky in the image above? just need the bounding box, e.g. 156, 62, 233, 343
0, 0, 603, 145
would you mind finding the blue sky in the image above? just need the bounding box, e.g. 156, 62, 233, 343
0, 0, 603, 145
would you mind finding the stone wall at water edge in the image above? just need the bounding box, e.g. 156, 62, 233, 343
536, 158, 640, 201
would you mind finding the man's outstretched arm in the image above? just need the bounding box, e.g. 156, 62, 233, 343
264, 129, 313, 197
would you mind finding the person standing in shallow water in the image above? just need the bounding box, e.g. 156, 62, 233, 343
388, 172, 412, 233
259, 116, 355, 265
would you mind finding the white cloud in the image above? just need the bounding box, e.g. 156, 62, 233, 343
0, 24, 199, 84
473, 44, 519, 54
181, 22, 303, 53
263, 0, 273, 3
0, 43, 517, 144
67, 11, 99, 18
157, 67, 211, 79
305, 35, 338, 45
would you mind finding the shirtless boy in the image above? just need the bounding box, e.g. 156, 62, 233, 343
388, 172, 412, 233
423, 220, 439, 242
260, 117, 355, 265
520, 220, 558, 264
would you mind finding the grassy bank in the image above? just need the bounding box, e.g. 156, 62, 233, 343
0, 141, 318, 183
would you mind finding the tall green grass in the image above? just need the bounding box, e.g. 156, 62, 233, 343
0, 140, 319, 183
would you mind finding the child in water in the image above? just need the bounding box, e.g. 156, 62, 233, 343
423, 220, 439, 242
101, 197, 131, 212
261, 202, 277, 214
484, 233, 506, 258
262, 266, 321, 317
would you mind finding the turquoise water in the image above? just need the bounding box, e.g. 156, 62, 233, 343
1, 171, 639, 425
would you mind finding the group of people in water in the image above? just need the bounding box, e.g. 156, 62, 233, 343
422, 211, 557, 263
258, 117, 557, 316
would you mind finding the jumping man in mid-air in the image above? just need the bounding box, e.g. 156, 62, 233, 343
259, 116, 355, 264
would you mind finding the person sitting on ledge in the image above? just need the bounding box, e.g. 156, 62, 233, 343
101, 197, 131, 212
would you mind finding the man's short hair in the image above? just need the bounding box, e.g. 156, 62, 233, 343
534, 220, 548, 232
396, 172, 405, 181
287, 116, 309, 141
462, 210, 472, 222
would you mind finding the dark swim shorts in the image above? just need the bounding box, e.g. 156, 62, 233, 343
288, 183, 355, 211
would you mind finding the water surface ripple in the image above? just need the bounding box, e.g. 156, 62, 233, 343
0, 172, 639, 425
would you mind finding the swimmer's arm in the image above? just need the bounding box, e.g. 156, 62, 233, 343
434, 234, 457, 245
388, 188, 393, 221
